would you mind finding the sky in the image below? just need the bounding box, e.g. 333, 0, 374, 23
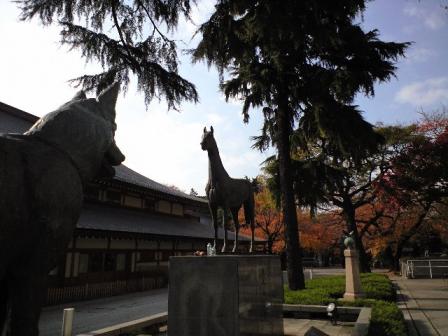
0, 0, 447, 195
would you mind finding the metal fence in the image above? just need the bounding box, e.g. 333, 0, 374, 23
47, 276, 166, 305
402, 259, 448, 279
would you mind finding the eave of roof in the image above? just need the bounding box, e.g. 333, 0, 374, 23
112, 165, 207, 204
77, 203, 261, 242
0, 101, 39, 123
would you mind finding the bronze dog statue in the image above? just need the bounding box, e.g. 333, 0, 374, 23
0, 83, 125, 335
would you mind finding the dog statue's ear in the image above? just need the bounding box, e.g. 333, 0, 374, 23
203, 126, 207, 133
210, 126, 214, 134
98, 82, 120, 118
72, 90, 87, 101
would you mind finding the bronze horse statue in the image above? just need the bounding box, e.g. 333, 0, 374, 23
0, 83, 125, 335
201, 126, 255, 253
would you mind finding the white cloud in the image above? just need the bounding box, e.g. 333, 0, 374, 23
205, 112, 225, 126
221, 151, 263, 174
403, 5, 418, 17
403, 4, 446, 30
424, 11, 446, 30
404, 47, 437, 64
395, 77, 448, 106
115, 104, 210, 194
176, 0, 215, 45
0, 4, 102, 115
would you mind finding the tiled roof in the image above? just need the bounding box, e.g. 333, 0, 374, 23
0, 101, 38, 134
0, 101, 39, 124
0, 101, 206, 204
0, 101, 260, 243
78, 203, 255, 241
114, 165, 207, 203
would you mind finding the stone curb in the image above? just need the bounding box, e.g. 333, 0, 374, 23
283, 304, 362, 315
350, 307, 371, 336
283, 304, 370, 336
77, 305, 371, 336
76, 312, 167, 336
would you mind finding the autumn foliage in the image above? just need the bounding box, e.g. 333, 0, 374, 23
240, 179, 345, 256
252, 111, 448, 270
240, 180, 284, 253
299, 212, 344, 253
369, 112, 448, 268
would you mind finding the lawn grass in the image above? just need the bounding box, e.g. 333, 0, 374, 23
284, 273, 407, 336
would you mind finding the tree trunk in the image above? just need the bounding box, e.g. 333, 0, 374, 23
276, 98, 305, 290
393, 244, 403, 271
267, 238, 274, 254
343, 201, 371, 273
392, 202, 432, 271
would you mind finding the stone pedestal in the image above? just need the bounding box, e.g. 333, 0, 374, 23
343, 249, 364, 301
168, 255, 284, 336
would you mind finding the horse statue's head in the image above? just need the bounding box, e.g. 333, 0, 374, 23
25, 83, 125, 182
201, 126, 217, 151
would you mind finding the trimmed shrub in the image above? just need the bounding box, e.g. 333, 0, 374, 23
369, 301, 407, 336
360, 273, 396, 302
284, 273, 406, 336
285, 288, 336, 305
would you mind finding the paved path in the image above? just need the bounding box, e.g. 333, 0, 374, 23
39, 267, 383, 336
391, 276, 448, 336
41, 268, 343, 335
39, 288, 168, 336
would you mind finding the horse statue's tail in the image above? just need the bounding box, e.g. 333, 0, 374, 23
244, 188, 255, 252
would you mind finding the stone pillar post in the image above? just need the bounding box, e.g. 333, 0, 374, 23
343, 248, 364, 301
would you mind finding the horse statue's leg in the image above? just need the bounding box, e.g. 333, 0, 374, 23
209, 203, 219, 249
221, 208, 228, 253
250, 221, 255, 253
231, 207, 240, 253
249, 205, 255, 253
244, 192, 255, 253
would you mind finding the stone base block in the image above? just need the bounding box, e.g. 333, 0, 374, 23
343, 292, 365, 301
168, 255, 284, 336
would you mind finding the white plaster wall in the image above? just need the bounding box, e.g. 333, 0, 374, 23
176, 241, 193, 250
110, 239, 135, 249
65, 253, 72, 278
124, 195, 142, 208
172, 203, 184, 216
76, 237, 108, 249
137, 240, 158, 250
159, 241, 173, 249
156, 200, 171, 214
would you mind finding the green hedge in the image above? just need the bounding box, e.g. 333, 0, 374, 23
284, 273, 406, 336
361, 273, 396, 302
369, 301, 407, 336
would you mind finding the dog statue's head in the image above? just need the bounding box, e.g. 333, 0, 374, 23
26, 83, 125, 182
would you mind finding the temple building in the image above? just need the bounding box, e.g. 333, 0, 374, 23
0, 101, 263, 304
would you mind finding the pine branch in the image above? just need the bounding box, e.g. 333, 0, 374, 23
136, 0, 174, 43
16, 0, 197, 109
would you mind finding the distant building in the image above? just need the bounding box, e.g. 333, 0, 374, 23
0, 101, 264, 304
